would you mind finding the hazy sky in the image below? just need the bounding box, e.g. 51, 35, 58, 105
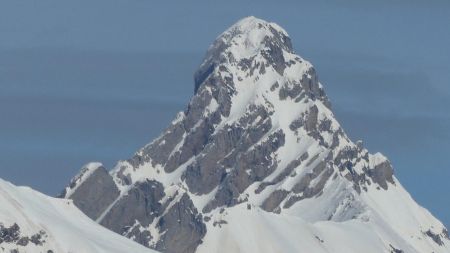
0, 0, 449, 226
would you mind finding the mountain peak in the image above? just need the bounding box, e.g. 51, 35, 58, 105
220, 16, 292, 51
194, 17, 294, 93
61, 17, 450, 253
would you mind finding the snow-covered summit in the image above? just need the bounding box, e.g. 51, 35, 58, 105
202, 16, 292, 62
224, 16, 289, 38
194, 16, 303, 95
61, 17, 450, 253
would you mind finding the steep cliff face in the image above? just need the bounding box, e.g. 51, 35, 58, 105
62, 16, 450, 253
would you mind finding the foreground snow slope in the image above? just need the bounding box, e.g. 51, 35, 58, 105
62, 16, 450, 253
196, 178, 449, 253
0, 178, 156, 253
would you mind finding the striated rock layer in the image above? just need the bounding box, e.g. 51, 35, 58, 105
61, 17, 450, 253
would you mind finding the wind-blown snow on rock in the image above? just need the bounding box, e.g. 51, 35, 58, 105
62, 16, 450, 253
0, 178, 156, 253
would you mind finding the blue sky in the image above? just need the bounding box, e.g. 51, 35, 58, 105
0, 0, 449, 226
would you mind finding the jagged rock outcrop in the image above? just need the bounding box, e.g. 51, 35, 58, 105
62, 16, 450, 253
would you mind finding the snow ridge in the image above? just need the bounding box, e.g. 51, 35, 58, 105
0, 178, 156, 253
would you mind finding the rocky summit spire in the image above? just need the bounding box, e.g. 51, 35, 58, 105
61, 17, 450, 253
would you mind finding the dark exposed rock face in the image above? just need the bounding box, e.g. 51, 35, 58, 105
389, 244, 404, 253
425, 229, 445, 246
368, 160, 395, 190
63, 166, 120, 220
261, 189, 289, 213
95, 180, 205, 253
443, 228, 450, 240
202, 129, 285, 213
100, 180, 165, 234
0, 223, 47, 249
61, 16, 401, 252
155, 194, 206, 253
0, 223, 20, 244
126, 226, 152, 247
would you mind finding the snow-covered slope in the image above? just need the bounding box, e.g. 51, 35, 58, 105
0, 178, 156, 253
62, 16, 450, 253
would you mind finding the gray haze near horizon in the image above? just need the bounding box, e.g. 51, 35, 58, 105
0, 0, 449, 226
